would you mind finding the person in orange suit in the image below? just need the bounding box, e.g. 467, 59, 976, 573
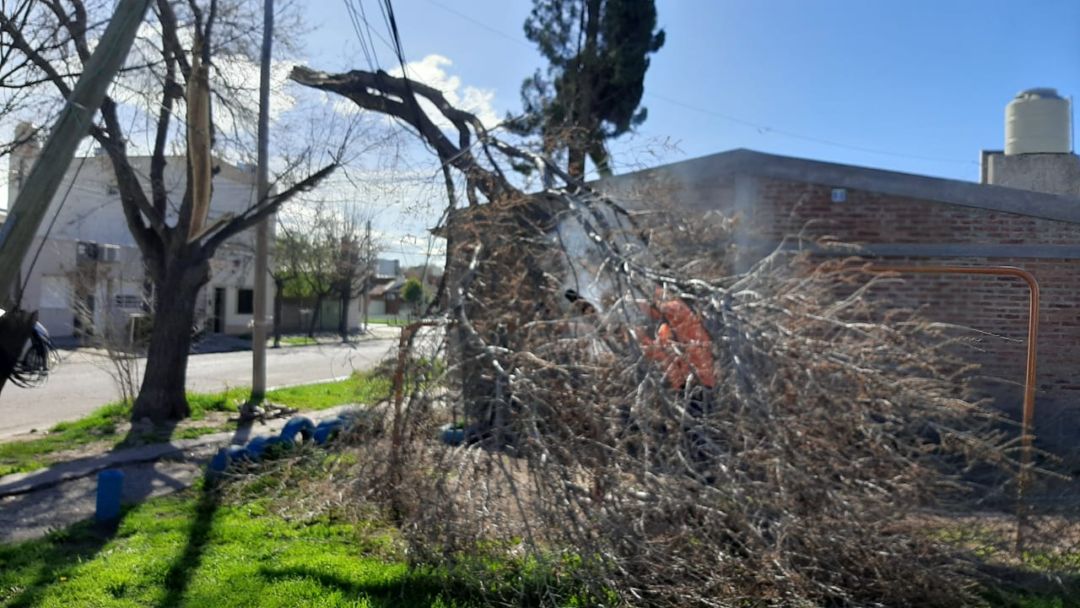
635, 292, 720, 475
636, 295, 716, 392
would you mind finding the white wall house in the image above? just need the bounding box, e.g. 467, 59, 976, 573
4, 127, 273, 341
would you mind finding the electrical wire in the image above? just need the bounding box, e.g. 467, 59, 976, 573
17, 153, 90, 307
419, 0, 980, 168
643, 92, 978, 166
343, 0, 378, 71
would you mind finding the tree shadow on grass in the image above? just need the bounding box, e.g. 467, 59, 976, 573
0, 517, 120, 607
256, 565, 452, 607
158, 479, 221, 608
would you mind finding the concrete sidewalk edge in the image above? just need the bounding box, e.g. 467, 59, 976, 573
0, 404, 361, 498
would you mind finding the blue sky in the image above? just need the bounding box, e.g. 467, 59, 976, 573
304, 0, 1080, 183
7, 1, 1077, 265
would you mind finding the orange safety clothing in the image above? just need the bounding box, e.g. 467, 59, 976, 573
636, 298, 716, 390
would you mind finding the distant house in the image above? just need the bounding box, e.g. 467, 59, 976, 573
275, 257, 406, 333
4, 124, 270, 341
364, 258, 404, 317
366, 277, 404, 316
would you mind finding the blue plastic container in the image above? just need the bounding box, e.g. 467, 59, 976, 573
440, 424, 465, 446
95, 469, 124, 524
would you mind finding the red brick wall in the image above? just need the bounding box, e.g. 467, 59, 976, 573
755, 180, 1080, 245
752, 178, 1080, 444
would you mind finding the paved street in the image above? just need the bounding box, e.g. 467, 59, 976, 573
0, 337, 399, 439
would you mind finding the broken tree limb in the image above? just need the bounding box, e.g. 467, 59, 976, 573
295, 64, 1024, 607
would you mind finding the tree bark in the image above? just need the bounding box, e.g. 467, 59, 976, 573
567, 145, 586, 180
338, 289, 351, 341
272, 276, 283, 348
131, 258, 208, 423
307, 294, 323, 338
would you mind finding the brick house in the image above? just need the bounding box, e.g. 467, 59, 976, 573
597, 125, 1080, 448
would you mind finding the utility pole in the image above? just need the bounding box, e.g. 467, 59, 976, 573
0, 0, 152, 304
250, 0, 273, 405
363, 219, 372, 332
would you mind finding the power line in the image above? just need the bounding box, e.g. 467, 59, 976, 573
423, 0, 531, 50
418, 0, 979, 167
342, 0, 378, 71
643, 92, 978, 166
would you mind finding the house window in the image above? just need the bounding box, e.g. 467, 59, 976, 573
114, 294, 142, 309
236, 288, 254, 315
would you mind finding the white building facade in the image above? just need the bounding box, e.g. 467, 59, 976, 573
5, 130, 272, 341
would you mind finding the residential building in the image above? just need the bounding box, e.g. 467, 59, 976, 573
276, 257, 403, 333
4, 125, 271, 341
364, 258, 405, 317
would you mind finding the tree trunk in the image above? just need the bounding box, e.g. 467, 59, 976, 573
272, 277, 283, 348
567, 145, 586, 180
588, 140, 612, 177
131, 259, 208, 423
338, 289, 351, 342
307, 294, 323, 338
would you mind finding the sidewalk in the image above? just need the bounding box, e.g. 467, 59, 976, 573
0, 405, 362, 544
56, 325, 403, 357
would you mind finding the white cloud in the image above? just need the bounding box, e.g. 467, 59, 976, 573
327, 54, 499, 130
101, 21, 300, 158
391, 54, 499, 128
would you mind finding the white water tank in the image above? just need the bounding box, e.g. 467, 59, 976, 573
1005, 88, 1072, 155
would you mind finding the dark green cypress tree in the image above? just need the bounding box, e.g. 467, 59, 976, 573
512, 0, 665, 178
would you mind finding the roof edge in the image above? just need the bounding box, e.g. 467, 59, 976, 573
605, 148, 1080, 225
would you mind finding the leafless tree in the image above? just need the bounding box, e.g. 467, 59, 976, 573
273, 201, 377, 340
329, 203, 378, 341
0, 1, 343, 422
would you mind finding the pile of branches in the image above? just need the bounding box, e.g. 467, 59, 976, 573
293, 67, 1018, 606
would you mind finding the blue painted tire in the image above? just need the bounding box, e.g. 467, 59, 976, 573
313, 419, 343, 445
279, 416, 315, 445
245, 435, 273, 460
263, 435, 292, 454
209, 448, 229, 472
95, 469, 124, 524
209, 445, 249, 472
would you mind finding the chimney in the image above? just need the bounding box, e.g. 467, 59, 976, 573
13, 122, 41, 156
981, 88, 1080, 197
9, 122, 41, 194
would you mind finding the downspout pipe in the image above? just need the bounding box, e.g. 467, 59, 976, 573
867, 264, 1039, 551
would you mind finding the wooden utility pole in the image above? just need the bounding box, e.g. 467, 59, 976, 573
363, 219, 372, 332
250, 0, 274, 404
0, 0, 152, 305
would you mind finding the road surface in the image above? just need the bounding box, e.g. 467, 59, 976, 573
0, 337, 399, 439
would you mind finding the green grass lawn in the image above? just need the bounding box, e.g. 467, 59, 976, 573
0, 371, 392, 477
0, 486, 466, 607
1, 476, 1065, 608
1, 445, 1070, 608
